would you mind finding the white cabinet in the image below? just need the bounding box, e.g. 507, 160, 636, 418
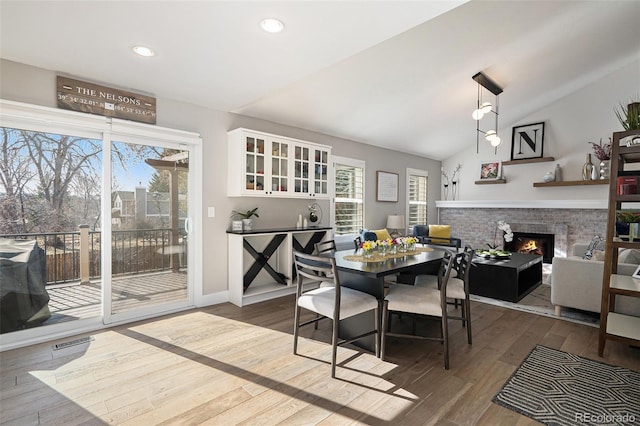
227, 227, 332, 306
228, 128, 331, 198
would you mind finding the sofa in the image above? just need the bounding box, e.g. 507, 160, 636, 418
551, 243, 640, 317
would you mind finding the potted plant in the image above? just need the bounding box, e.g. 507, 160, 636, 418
615, 100, 640, 131
616, 209, 640, 241
231, 207, 259, 231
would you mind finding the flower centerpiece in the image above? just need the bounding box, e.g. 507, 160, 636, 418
404, 236, 417, 252
361, 240, 377, 258
377, 239, 389, 256
387, 238, 398, 255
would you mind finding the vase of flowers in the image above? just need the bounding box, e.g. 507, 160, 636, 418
377, 239, 389, 257
362, 240, 376, 258
388, 238, 398, 255
488, 220, 513, 250
589, 138, 612, 180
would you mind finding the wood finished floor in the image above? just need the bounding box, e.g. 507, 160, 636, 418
1, 295, 639, 425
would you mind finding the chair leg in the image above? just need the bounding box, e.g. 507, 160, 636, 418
293, 305, 301, 354
374, 305, 380, 358
442, 316, 449, 370
465, 297, 472, 345
314, 313, 321, 330
331, 316, 339, 379
380, 301, 389, 361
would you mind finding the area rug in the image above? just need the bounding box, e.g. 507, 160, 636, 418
492, 345, 640, 425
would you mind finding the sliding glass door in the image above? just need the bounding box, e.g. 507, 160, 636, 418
0, 101, 201, 349
107, 139, 192, 322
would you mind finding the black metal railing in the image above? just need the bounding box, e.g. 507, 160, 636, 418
1, 228, 186, 285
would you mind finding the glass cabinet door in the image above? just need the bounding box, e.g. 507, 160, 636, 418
314, 148, 330, 196
245, 135, 265, 193
270, 139, 289, 194
294, 145, 310, 194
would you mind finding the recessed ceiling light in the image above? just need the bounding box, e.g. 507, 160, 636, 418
260, 18, 284, 34
132, 46, 155, 57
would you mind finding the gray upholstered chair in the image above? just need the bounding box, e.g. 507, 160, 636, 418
292, 251, 380, 378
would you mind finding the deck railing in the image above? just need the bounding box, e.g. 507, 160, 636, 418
1, 227, 186, 285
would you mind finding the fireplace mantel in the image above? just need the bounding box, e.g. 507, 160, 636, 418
436, 200, 607, 209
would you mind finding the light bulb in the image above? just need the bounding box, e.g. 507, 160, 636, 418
485, 130, 501, 147
260, 18, 284, 33
480, 102, 492, 113
472, 109, 485, 120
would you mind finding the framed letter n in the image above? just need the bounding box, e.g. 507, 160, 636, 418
510, 122, 545, 160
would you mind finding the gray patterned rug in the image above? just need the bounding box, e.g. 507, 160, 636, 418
493, 345, 640, 425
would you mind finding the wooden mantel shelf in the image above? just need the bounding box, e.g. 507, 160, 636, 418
475, 179, 507, 185
533, 179, 609, 187
503, 157, 555, 166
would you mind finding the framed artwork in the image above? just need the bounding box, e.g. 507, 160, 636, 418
376, 171, 398, 202
633, 265, 640, 280
479, 161, 502, 180
511, 122, 545, 160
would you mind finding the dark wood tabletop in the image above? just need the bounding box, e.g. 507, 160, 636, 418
333, 247, 446, 278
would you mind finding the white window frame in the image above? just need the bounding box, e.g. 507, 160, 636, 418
331, 156, 365, 244
406, 167, 428, 234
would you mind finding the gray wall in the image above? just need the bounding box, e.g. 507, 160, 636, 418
0, 59, 441, 299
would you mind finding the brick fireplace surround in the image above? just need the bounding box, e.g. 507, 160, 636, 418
436, 200, 608, 281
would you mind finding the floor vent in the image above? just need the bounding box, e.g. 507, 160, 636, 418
53, 336, 93, 350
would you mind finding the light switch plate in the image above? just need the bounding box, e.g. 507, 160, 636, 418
208, 207, 215, 218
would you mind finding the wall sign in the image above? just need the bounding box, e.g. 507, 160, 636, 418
511, 122, 545, 160
57, 76, 156, 124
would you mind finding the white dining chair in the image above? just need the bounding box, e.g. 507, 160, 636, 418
381, 251, 457, 369
414, 247, 474, 344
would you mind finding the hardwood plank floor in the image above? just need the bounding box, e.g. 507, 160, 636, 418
1, 295, 638, 425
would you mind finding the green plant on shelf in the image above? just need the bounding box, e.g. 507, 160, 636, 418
616, 210, 640, 223
231, 207, 260, 219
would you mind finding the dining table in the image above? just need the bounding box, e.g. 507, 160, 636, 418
331, 246, 447, 351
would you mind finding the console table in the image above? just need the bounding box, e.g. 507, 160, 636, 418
227, 226, 332, 306
469, 253, 542, 303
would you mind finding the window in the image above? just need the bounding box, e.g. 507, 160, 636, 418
407, 168, 428, 230
333, 157, 364, 235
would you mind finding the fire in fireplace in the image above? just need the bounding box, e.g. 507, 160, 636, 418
504, 232, 555, 263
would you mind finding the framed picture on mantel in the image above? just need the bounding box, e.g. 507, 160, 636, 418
511, 122, 545, 160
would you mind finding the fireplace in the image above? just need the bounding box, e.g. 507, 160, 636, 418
505, 232, 555, 263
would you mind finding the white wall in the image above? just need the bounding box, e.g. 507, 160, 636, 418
0, 59, 441, 299
442, 58, 640, 202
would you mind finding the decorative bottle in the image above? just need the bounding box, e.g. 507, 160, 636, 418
555, 164, 562, 182
582, 154, 594, 181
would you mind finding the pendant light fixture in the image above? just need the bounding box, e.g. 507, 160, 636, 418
472, 72, 503, 153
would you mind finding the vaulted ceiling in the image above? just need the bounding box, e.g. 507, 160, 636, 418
1, 1, 638, 160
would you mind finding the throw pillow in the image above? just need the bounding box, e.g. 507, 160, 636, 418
618, 248, 640, 264
428, 224, 451, 243
583, 235, 604, 260
359, 229, 378, 242
372, 228, 392, 241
